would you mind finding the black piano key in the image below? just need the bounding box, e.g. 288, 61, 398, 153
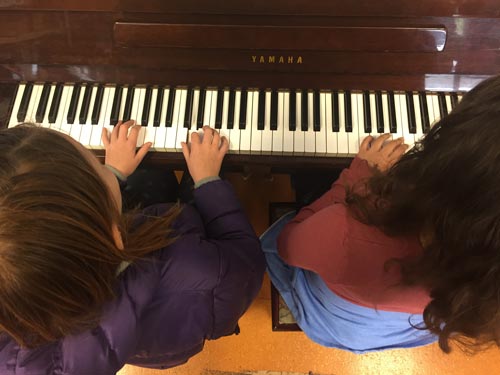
270, 90, 278, 131
257, 89, 265, 130
418, 92, 430, 132
48, 83, 63, 123
301, 91, 308, 131
17, 82, 34, 122
362, 91, 372, 133
165, 88, 175, 127
239, 89, 247, 129
35, 83, 51, 123
406, 92, 417, 134
438, 92, 447, 118
67, 84, 81, 125
91, 85, 104, 125
450, 92, 459, 109
110, 85, 123, 125
227, 90, 235, 129
78, 84, 93, 124
184, 88, 194, 128
153, 87, 164, 127
375, 91, 384, 133
332, 91, 340, 132
197, 89, 206, 129
215, 89, 224, 129
122, 86, 135, 122
387, 91, 397, 133
289, 90, 296, 131
344, 90, 352, 132
141, 86, 152, 126
313, 91, 320, 132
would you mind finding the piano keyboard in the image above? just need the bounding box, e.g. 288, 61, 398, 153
8, 82, 463, 156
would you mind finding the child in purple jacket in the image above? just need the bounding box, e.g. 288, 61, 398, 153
0, 122, 265, 374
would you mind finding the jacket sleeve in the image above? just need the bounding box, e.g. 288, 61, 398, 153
192, 179, 266, 339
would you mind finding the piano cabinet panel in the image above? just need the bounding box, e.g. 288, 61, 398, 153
3, 0, 500, 17
0, 11, 114, 64
117, 0, 500, 17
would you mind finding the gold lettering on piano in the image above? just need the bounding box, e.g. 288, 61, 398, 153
251, 55, 303, 64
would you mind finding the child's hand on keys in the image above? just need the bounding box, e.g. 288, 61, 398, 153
357, 134, 408, 172
181, 126, 229, 183
101, 120, 152, 178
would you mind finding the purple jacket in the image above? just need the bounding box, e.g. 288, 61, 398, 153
0, 180, 265, 374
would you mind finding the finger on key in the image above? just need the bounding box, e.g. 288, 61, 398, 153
382, 137, 405, 156
360, 135, 374, 151
371, 133, 392, 150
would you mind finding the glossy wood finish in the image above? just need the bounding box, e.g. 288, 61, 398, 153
114, 23, 446, 52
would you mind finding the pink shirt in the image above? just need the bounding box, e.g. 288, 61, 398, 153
278, 157, 430, 314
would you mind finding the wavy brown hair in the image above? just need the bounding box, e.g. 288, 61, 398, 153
0, 125, 180, 348
346, 75, 500, 353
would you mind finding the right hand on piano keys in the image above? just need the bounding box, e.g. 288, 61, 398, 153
8, 82, 462, 157
357, 134, 408, 172
181, 126, 229, 184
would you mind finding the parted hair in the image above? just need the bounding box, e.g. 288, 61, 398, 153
0, 125, 180, 348
346, 74, 500, 353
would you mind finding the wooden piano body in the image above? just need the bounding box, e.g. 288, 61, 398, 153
0, 0, 498, 171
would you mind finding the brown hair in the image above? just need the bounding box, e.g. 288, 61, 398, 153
346, 75, 500, 353
0, 125, 180, 348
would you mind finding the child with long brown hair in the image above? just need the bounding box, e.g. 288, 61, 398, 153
0, 122, 265, 373
263, 74, 500, 354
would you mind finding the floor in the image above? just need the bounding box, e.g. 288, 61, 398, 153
118, 172, 500, 375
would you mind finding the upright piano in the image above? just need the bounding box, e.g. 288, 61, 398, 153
0, 0, 498, 171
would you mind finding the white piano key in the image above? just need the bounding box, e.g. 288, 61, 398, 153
315, 92, 327, 156
118, 86, 128, 122
261, 90, 273, 154
337, 92, 349, 156
99, 86, 116, 148
272, 91, 284, 154
229, 90, 241, 153
175, 89, 188, 151
325, 91, 338, 155
348, 93, 361, 155
89, 86, 111, 149
154, 87, 169, 151
426, 93, 437, 126
393, 93, 404, 140
79, 85, 98, 147
59, 85, 77, 137
398, 93, 414, 149
381, 91, 391, 134
8, 83, 26, 127
190, 88, 200, 129
369, 92, 378, 134
356, 92, 369, 150
143, 88, 157, 148
165, 88, 181, 151
445, 93, 453, 115
26, 83, 42, 123
209, 89, 218, 127
133, 87, 146, 146
294, 91, 305, 154
218, 89, 231, 148
250, 90, 262, 154
283, 91, 294, 155
202, 89, 212, 126
304, 91, 315, 155
431, 93, 441, 126
69, 85, 86, 142
413, 92, 425, 144
239, 90, 253, 154
40, 84, 55, 128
